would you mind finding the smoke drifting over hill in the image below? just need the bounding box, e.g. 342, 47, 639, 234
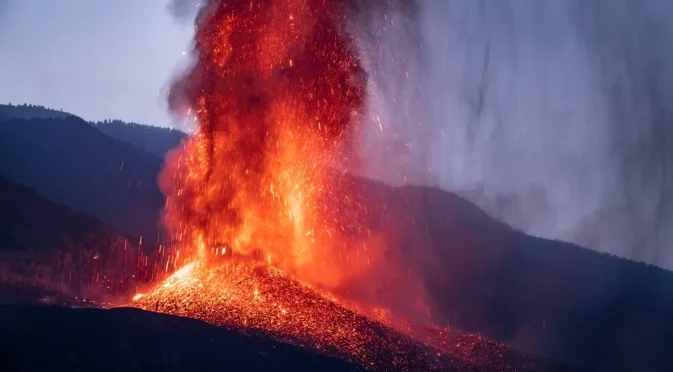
355, 0, 673, 269
165, 0, 673, 269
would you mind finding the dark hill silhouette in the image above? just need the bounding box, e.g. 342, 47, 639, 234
0, 104, 185, 160
0, 175, 110, 252
0, 103, 69, 120
96, 120, 187, 159
0, 305, 362, 372
0, 116, 164, 247
0, 175, 142, 300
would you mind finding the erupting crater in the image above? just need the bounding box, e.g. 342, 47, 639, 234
121, 0, 571, 371
133, 257, 458, 371
129, 256, 565, 371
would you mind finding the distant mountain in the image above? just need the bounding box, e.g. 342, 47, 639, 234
0, 116, 164, 247
0, 103, 186, 160
0, 103, 70, 120
96, 120, 187, 159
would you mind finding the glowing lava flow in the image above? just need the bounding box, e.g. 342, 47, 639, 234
130, 0, 450, 369
131, 258, 562, 371
133, 258, 463, 371
125, 0, 559, 371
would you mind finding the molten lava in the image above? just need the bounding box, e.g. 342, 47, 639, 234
132, 257, 558, 371
134, 258, 458, 371
160, 0, 369, 287
136, 0, 418, 366
124, 0, 441, 367
124, 0, 552, 370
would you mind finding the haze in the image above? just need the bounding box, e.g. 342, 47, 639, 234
358, 0, 673, 269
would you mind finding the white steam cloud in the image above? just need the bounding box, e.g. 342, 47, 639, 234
356, 0, 673, 269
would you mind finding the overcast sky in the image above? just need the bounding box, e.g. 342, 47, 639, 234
0, 0, 193, 125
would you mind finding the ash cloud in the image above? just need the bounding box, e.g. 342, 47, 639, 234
165, 0, 673, 269
355, 0, 673, 269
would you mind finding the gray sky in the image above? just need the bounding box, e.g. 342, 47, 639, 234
0, 0, 193, 125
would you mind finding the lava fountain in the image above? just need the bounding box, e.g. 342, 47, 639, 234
129, 0, 450, 369
124, 1, 576, 370
159, 0, 372, 288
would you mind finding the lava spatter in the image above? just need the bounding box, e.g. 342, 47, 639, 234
128, 0, 565, 371
160, 0, 367, 282
133, 258, 465, 371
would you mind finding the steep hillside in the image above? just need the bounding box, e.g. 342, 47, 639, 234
325, 173, 673, 371
0, 116, 164, 247
0, 175, 141, 300
0, 175, 109, 252
96, 120, 186, 159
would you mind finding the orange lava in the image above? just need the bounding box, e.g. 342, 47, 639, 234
131, 258, 559, 371
124, 1, 555, 371
127, 0, 451, 368
133, 258, 461, 371
159, 0, 369, 288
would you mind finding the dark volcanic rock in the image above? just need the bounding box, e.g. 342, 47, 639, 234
0, 305, 362, 372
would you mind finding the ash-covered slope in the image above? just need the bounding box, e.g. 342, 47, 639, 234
0, 305, 362, 372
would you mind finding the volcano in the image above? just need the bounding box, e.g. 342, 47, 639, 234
131, 257, 574, 371
2, 0, 670, 369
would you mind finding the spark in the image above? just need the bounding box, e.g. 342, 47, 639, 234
133, 258, 449, 370
121, 0, 527, 370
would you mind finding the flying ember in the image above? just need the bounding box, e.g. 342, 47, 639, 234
160, 0, 368, 286
117, 1, 581, 370
136, 0, 439, 369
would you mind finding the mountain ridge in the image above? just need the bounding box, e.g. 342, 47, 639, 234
95, 119, 187, 159
0, 103, 671, 370
0, 115, 164, 247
